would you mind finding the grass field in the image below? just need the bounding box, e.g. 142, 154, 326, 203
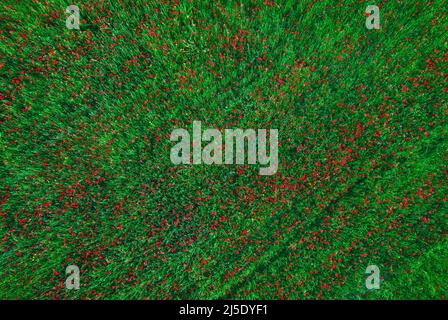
0, 0, 447, 299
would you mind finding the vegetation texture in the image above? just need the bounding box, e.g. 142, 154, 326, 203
0, 0, 447, 299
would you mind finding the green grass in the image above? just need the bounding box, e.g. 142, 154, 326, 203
0, 0, 447, 299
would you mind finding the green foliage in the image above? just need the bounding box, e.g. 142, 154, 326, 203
0, 0, 446, 299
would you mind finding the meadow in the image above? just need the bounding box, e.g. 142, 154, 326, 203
0, 0, 447, 299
